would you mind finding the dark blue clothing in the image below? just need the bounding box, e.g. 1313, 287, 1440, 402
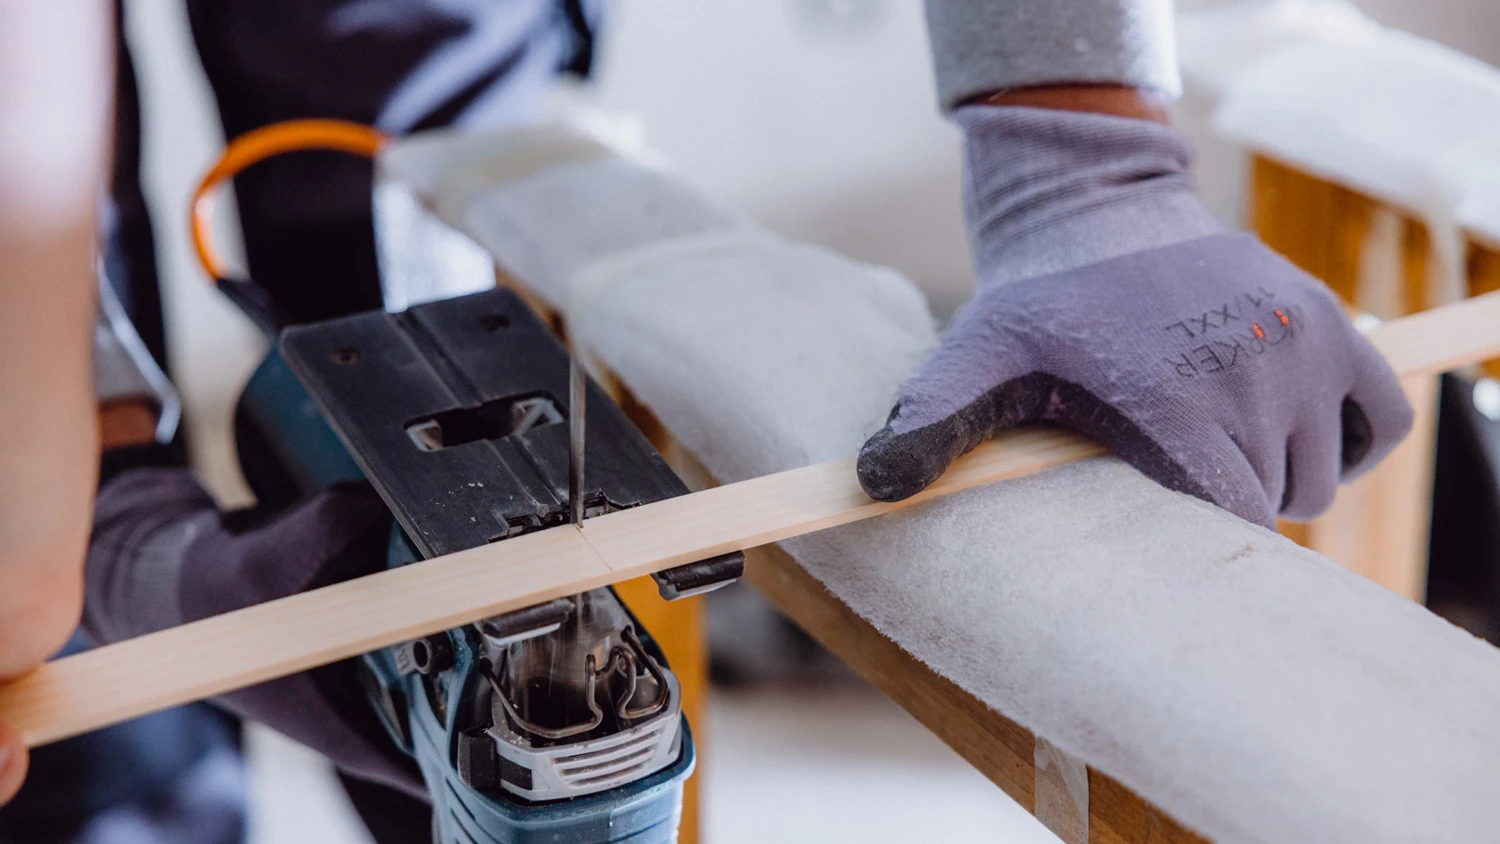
25, 3, 599, 843
0, 634, 244, 844
184, 0, 598, 324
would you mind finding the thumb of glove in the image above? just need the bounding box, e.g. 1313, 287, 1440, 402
857, 329, 1038, 501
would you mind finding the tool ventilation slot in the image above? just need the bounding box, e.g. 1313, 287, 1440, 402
549, 718, 674, 791
405, 394, 563, 452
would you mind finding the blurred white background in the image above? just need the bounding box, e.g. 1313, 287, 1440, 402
119, 0, 1500, 841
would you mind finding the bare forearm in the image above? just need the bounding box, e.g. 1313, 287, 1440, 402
977, 84, 1169, 122
0, 2, 113, 676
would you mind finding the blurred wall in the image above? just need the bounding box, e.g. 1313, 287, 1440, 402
584, 0, 1500, 319
586, 0, 972, 317
1356, 0, 1500, 67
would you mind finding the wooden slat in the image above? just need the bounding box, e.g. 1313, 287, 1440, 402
530, 281, 710, 844
1248, 156, 1374, 304
1468, 243, 1500, 381
1, 293, 1497, 748
1401, 218, 1436, 315
1251, 157, 1453, 598
1254, 156, 1376, 551
1, 429, 1103, 747
1372, 289, 1500, 378
1306, 208, 1438, 600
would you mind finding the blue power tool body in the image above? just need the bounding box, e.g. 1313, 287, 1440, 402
233, 288, 742, 843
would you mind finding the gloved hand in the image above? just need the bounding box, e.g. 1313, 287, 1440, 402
85, 459, 422, 796
858, 106, 1414, 528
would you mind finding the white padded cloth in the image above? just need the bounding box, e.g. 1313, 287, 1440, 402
379, 125, 745, 305
380, 128, 1500, 843
1179, 0, 1500, 255
570, 234, 1500, 844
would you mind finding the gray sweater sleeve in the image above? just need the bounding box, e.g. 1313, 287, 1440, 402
923, 0, 1182, 111
85, 466, 425, 799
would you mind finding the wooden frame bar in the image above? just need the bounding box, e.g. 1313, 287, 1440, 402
1252, 156, 1500, 598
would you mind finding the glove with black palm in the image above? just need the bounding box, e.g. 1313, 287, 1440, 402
858, 106, 1413, 527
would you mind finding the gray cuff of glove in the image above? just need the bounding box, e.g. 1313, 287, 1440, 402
957, 104, 1221, 286
924, 0, 1182, 111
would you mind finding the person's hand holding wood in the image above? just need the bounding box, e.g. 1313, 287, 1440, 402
858, 88, 1414, 527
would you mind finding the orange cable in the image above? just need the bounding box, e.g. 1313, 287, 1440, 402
190, 119, 388, 280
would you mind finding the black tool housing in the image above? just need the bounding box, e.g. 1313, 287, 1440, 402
279, 288, 741, 595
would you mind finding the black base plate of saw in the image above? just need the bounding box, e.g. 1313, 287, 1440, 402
280, 288, 741, 598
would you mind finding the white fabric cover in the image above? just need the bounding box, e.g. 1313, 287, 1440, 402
378, 125, 745, 305
1179, 0, 1500, 253
380, 128, 1500, 843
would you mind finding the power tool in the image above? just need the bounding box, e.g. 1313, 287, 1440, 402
233, 285, 741, 842
197, 121, 742, 843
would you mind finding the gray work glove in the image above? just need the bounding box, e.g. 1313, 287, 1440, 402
85, 462, 422, 797
857, 106, 1414, 528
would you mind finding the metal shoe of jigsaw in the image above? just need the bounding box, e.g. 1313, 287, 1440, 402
234, 287, 743, 843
